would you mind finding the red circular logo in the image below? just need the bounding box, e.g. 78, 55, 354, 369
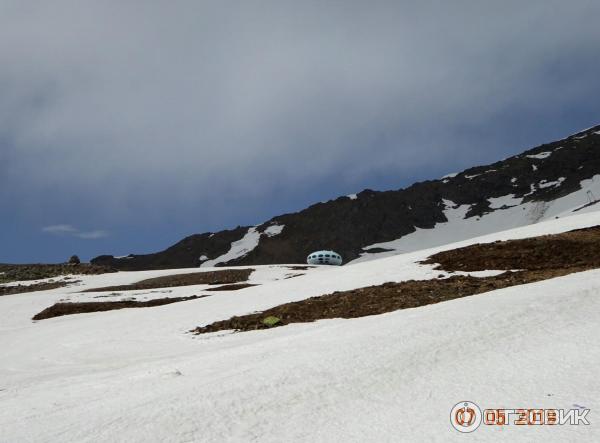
450, 401, 482, 433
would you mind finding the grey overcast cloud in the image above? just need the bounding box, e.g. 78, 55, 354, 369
1, 0, 600, 262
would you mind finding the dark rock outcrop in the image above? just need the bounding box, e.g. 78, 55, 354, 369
92, 124, 600, 270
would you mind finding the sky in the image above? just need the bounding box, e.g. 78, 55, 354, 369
1, 0, 600, 263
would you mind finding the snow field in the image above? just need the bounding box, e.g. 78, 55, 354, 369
1, 211, 600, 441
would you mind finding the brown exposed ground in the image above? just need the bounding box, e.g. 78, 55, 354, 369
284, 273, 305, 279
192, 225, 600, 334
205, 283, 258, 291
1, 281, 70, 296
0, 263, 114, 284
421, 225, 600, 272
33, 295, 203, 320
192, 270, 572, 334
84, 268, 254, 292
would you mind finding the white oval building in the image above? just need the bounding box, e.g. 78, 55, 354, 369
306, 250, 343, 266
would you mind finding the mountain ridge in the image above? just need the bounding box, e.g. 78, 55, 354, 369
92, 124, 600, 270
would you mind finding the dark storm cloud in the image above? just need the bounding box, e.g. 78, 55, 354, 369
1, 0, 600, 261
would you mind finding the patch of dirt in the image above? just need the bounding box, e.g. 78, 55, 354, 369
193, 225, 600, 334
0, 263, 115, 284
361, 247, 394, 254
192, 270, 575, 334
84, 268, 254, 292
421, 225, 600, 272
205, 283, 258, 291
0, 281, 68, 296
284, 273, 305, 279
33, 295, 204, 320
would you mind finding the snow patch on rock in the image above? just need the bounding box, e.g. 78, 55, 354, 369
538, 177, 566, 189
353, 175, 600, 263
526, 151, 552, 159
201, 227, 261, 267
263, 225, 285, 237
441, 172, 458, 179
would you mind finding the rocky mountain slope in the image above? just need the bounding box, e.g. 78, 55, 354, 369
92, 124, 600, 270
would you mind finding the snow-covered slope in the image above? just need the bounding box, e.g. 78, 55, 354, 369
353, 174, 600, 263
2, 212, 600, 441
